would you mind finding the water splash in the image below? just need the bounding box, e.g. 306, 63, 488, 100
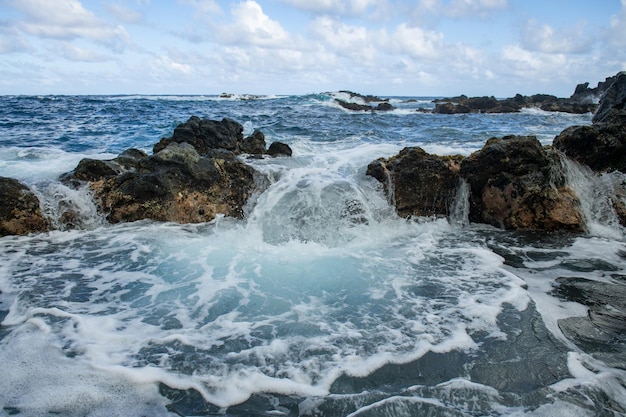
563, 158, 625, 239
449, 179, 470, 227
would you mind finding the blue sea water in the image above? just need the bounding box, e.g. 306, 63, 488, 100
0, 94, 625, 417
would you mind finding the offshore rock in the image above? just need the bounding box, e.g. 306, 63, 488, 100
0, 176, 49, 236
366, 147, 464, 218
554, 72, 626, 173
460, 135, 585, 231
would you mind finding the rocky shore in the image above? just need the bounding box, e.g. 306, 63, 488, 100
1, 72, 625, 236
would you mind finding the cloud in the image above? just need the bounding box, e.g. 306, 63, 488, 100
309, 17, 375, 61
521, 19, 595, 54
56, 43, 111, 62
217, 1, 290, 48
179, 0, 222, 16
609, 0, 626, 47
104, 3, 144, 24
280, 0, 384, 17
386, 23, 444, 59
8, 0, 130, 50
0, 26, 33, 53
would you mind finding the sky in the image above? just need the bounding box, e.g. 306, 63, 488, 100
0, 0, 625, 97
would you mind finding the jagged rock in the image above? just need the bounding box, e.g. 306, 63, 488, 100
153, 116, 244, 154
87, 143, 256, 224
592, 71, 626, 126
554, 71, 626, 173
0, 176, 49, 236
366, 147, 463, 218
153, 116, 290, 158
460, 135, 585, 231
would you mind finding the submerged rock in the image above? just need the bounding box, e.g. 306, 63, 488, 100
0, 176, 49, 236
461, 135, 584, 231
366, 147, 463, 218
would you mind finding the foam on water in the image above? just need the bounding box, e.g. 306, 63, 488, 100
0, 95, 623, 416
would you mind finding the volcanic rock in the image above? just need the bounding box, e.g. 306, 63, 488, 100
460, 135, 584, 231
366, 147, 464, 218
554, 71, 626, 173
84, 143, 256, 224
0, 176, 49, 236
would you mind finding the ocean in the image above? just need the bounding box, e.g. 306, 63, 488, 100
0, 94, 624, 416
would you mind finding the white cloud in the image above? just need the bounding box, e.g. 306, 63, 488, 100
217, 1, 290, 48
57, 43, 111, 62
0, 26, 32, 53
387, 24, 444, 59
309, 17, 376, 62
521, 19, 594, 54
8, 0, 130, 50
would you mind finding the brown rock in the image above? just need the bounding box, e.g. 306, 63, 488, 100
0, 177, 49, 236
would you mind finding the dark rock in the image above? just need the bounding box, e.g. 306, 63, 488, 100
89, 142, 256, 224
267, 142, 293, 157
72, 158, 120, 182
153, 116, 244, 154
366, 147, 463, 218
240, 130, 267, 155
554, 125, 626, 173
334, 91, 395, 111
460, 135, 584, 231
0, 176, 49, 236
554, 71, 626, 173
592, 71, 626, 125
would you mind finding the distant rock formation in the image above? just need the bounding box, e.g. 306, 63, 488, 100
0, 176, 49, 236
333, 91, 395, 111
432, 74, 620, 115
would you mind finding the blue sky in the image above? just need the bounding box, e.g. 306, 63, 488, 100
1, 0, 624, 96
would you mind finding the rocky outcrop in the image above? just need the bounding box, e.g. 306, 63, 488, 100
432, 74, 621, 115
554, 71, 626, 173
460, 136, 584, 231
366, 148, 463, 218
63, 117, 291, 225
433, 93, 597, 114
367, 135, 585, 232
0, 177, 49, 236
333, 91, 395, 112
153, 116, 291, 157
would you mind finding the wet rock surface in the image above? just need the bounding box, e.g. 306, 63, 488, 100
62, 117, 292, 225
366, 147, 463, 218
0, 176, 49, 236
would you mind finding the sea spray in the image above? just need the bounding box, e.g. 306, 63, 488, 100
563, 157, 625, 238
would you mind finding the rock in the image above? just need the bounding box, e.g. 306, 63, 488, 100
334, 91, 395, 111
153, 116, 289, 158
153, 116, 244, 154
0, 177, 49, 236
554, 71, 626, 173
592, 71, 626, 125
554, 125, 626, 173
240, 130, 267, 155
267, 142, 293, 157
88, 143, 256, 224
366, 147, 464, 218
460, 135, 585, 231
